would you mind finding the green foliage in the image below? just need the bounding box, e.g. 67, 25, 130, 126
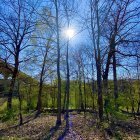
0, 109, 16, 122
0, 101, 7, 113
28, 98, 37, 110
104, 96, 129, 120
103, 122, 110, 129
112, 111, 128, 120
114, 131, 122, 140
0, 99, 19, 122
0, 79, 139, 123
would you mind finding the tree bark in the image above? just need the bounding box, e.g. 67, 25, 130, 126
7, 48, 19, 110
55, 0, 61, 125
113, 49, 118, 109
36, 43, 49, 116
95, 0, 103, 121
18, 82, 23, 125
65, 39, 70, 129
78, 66, 84, 110
96, 60, 103, 121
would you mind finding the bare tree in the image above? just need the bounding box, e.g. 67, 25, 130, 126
0, 0, 37, 110
31, 7, 55, 116
103, 0, 140, 109
54, 0, 62, 125
61, 0, 77, 130
36, 39, 53, 116
89, 0, 104, 121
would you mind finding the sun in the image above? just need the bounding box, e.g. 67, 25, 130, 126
65, 28, 74, 39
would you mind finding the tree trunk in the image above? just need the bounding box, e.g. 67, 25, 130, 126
36, 81, 43, 116
91, 79, 95, 110
55, 0, 61, 125
7, 75, 16, 109
36, 7, 52, 116
63, 84, 67, 112
36, 44, 48, 116
91, 58, 95, 110
137, 56, 140, 113
97, 61, 103, 121
83, 76, 86, 111
103, 48, 112, 97
7, 52, 19, 110
78, 67, 84, 110
27, 84, 32, 112
113, 49, 118, 109
66, 39, 70, 129
96, 0, 103, 121
18, 82, 23, 125
90, 0, 103, 121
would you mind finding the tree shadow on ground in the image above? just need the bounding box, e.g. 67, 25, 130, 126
112, 120, 140, 135
105, 118, 140, 139
43, 116, 69, 140
0, 111, 38, 136
42, 124, 63, 140
0, 118, 36, 134
57, 127, 68, 140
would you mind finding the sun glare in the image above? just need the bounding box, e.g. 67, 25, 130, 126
65, 28, 74, 39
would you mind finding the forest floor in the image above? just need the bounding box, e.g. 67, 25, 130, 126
0, 112, 139, 140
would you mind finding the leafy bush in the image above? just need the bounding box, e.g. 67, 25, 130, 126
0, 109, 16, 122
0, 99, 19, 122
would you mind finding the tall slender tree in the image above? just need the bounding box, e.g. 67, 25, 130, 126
54, 0, 62, 125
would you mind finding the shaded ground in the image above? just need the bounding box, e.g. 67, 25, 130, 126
62, 113, 107, 140
51, 113, 140, 140
0, 112, 139, 140
0, 114, 57, 139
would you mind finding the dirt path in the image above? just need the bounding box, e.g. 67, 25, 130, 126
63, 115, 83, 140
